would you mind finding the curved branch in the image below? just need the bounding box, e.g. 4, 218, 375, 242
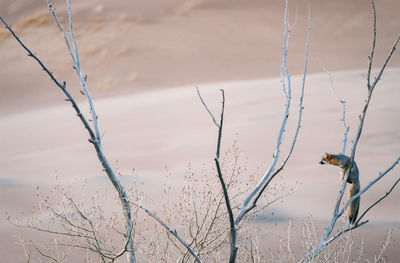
234, 0, 292, 226
303, 1, 400, 260
1, 2, 136, 262
235, 0, 311, 226
196, 87, 220, 128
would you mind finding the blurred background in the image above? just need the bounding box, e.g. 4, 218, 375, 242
1, 0, 399, 261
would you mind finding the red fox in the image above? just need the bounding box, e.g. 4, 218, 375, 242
320, 153, 360, 225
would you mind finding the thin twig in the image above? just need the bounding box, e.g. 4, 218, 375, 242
33, 244, 58, 263
196, 87, 220, 128
131, 202, 202, 263
356, 173, 400, 225
320, 63, 349, 154
367, 0, 377, 91
65, 0, 102, 144
337, 157, 400, 222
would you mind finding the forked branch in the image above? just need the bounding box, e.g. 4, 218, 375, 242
196, 88, 237, 262
235, 0, 311, 226
0, 1, 136, 262
303, 1, 400, 261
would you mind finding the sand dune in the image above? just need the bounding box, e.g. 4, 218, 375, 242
1, 0, 400, 261
1, 68, 400, 261
1, 0, 399, 114
2, 68, 399, 217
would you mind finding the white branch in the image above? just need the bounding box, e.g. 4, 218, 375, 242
320, 63, 349, 154
338, 157, 399, 219
303, 1, 400, 260
234, 0, 311, 226
1, 2, 137, 262
234, 0, 292, 226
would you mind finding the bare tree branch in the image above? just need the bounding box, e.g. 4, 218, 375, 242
197, 88, 237, 262
0, 2, 136, 261
195, 2, 311, 261
306, 157, 399, 257
370, 34, 400, 91
367, 0, 377, 91
196, 87, 220, 128
130, 202, 202, 263
323, 169, 400, 250
235, 0, 311, 226
357, 179, 400, 226
33, 244, 59, 263
303, 1, 400, 260
337, 157, 399, 222
320, 63, 350, 154
323, 220, 369, 249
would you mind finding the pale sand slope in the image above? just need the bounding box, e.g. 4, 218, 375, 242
1, 0, 400, 260
1, 0, 399, 115
1, 69, 399, 260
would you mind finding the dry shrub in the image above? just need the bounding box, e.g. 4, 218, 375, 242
6, 139, 292, 262
137, 139, 294, 262
271, 216, 393, 263
6, 176, 137, 263
6, 140, 393, 263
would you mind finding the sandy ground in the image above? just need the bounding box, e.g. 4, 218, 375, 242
1, 0, 400, 262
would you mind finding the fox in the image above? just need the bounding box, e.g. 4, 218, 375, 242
320, 153, 360, 225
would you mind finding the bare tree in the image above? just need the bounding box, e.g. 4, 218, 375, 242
2, 0, 399, 262
0, 0, 136, 262
1, 0, 311, 261
303, 0, 400, 261
196, 0, 311, 261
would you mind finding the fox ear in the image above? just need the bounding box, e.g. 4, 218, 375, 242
320, 153, 327, 164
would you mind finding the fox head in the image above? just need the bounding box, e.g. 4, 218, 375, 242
319, 152, 332, 165
319, 152, 345, 167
